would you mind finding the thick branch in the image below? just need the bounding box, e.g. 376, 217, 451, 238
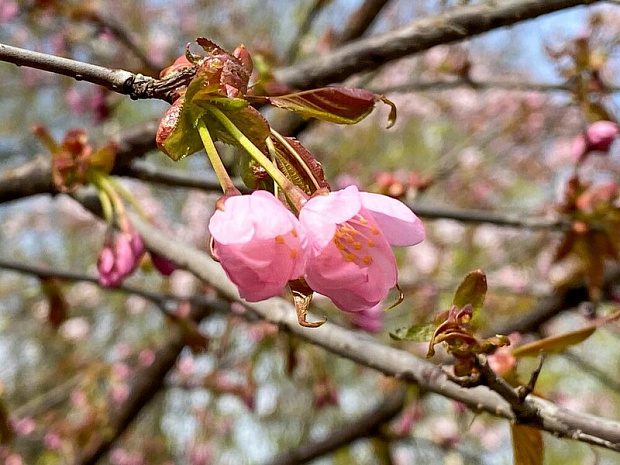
0, 43, 136, 93
0, 0, 603, 101
265, 386, 406, 465
75, 329, 186, 465
65, 192, 620, 452
275, 0, 603, 90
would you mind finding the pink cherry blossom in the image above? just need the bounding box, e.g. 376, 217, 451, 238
299, 186, 425, 312
208, 191, 308, 301
571, 120, 619, 162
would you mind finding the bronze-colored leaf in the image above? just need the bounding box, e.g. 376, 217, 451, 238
511, 424, 544, 465
512, 309, 620, 357
252, 87, 395, 126
41, 278, 68, 328
452, 270, 487, 315
270, 132, 330, 195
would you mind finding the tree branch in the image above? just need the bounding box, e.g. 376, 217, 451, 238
0, 0, 603, 102
265, 385, 406, 465
68, 191, 620, 452
275, 0, 603, 90
335, 0, 391, 45
0, 120, 157, 205
0, 258, 232, 318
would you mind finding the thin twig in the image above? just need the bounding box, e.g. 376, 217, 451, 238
0, 258, 232, 318
265, 385, 406, 465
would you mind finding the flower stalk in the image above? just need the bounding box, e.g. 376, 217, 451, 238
205, 104, 308, 210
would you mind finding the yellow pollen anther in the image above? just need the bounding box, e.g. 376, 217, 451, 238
354, 241, 362, 250
345, 253, 356, 262
371, 227, 380, 235
291, 228, 298, 238
358, 217, 368, 224
275, 235, 285, 244
335, 241, 345, 250
290, 249, 297, 259
363, 255, 373, 265
346, 236, 355, 243
367, 239, 375, 247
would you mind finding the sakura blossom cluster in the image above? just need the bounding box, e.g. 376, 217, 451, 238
208, 185, 425, 314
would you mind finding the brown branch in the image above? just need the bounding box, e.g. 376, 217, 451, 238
74, 328, 186, 465
0, 258, 232, 318
120, 162, 571, 231
489, 264, 620, 336
265, 385, 406, 465
0, 0, 603, 103
72, 9, 161, 75
122, 160, 250, 193
275, 0, 603, 90
335, 0, 391, 44
368, 77, 620, 95
286, 0, 332, 63
64, 191, 620, 452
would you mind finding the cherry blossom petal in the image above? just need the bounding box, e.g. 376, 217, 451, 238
208, 191, 307, 302
359, 192, 425, 246
299, 186, 362, 249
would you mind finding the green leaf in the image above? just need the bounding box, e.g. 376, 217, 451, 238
253, 87, 395, 126
511, 424, 544, 465
157, 98, 207, 161
452, 269, 487, 314
389, 323, 436, 342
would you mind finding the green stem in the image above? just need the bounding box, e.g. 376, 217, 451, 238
97, 188, 114, 226
106, 175, 150, 221
205, 104, 307, 209
90, 171, 129, 231
196, 118, 239, 196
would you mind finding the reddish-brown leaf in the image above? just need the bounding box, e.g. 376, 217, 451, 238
253, 87, 396, 127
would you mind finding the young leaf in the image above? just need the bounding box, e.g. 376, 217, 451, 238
270, 133, 330, 195
511, 309, 620, 357
252, 87, 396, 127
452, 269, 487, 314
389, 323, 436, 342
511, 424, 544, 465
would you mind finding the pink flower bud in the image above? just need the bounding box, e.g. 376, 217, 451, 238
571, 121, 619, 162
151, 253, 177, 276
97, 229, 146, 288
114, 233, 136, 277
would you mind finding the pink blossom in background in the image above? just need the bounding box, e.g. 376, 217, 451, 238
571, 120, 619, 162
0, 0, 17, 22
209, 191, 308, 301
299, 186, 425, 312
12, 418, 35, 437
